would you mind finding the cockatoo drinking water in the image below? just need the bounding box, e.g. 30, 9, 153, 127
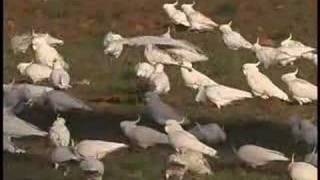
164, 119, 218, 157
120, 115, 169, 149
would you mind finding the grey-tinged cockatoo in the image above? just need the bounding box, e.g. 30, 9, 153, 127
50, 146, 80, 176
49, 116, 71, 147
288, 154, 318, 180
219, 21, 252, 50
80, 157, 105, 180
135, 62, 155, 79
180, 62, 217, 90
4, 107, 48, 138
144, 91, 189, 125
188, 122, 226, 145
232, 144, 289, 168
4, 82, 54, 113
300, 119, 317, 147
34, 90, 93, 113
164, 119, 218, 157
120, 115, 169, 149
73, 140, 128, 160
149, 64, 171, 94
50, 59, 72, 90
167, 149, 213, 176
103, 31, 202, 58
4, 107, 48, 153
181, 1, 218, 31
4, 82, 33, 113
305, 147, 317, 167
3, 135, 26, 154
289, 114, 304, 143
163, 1, 190, 27
289, 114, 317, 147
195, 84, 253, 109
281, 69, 317, 105
17, 61, 52, 83
242, 62, 290, 102
4, 83, 54, 99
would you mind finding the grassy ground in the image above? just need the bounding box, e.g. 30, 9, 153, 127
3, 0, 317, 179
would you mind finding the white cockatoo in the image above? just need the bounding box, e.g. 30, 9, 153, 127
49, 116, 70, 147
251, 38, 293, 68
120, 115, 169, 148
219, 21, 252, 50
144, 44, 179, 65
180, 62, 217, 90
135, 62, 155, 78
188, 122, 226, 145
288, 154, 317, 180
164, 119, 218, 157
163, 1, 190, 27
31, 31, 69, 69
181, 1, 218, 31
73, 140, 128, 160
17, 61, 52, 83
195, 84, 253, 109
242, 62, 290, 101
281, 69, 317, 105
149, 64, 171, 94
50, 60, 72, 89
280, 34, 316, 65
233, 144, 289, 168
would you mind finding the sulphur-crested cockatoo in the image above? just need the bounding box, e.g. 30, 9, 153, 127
242, 62, 290, 101
165, 119, 218, 157
281, 69, 317, 105
219, 21, 252, 50
181, 1, 218, 31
